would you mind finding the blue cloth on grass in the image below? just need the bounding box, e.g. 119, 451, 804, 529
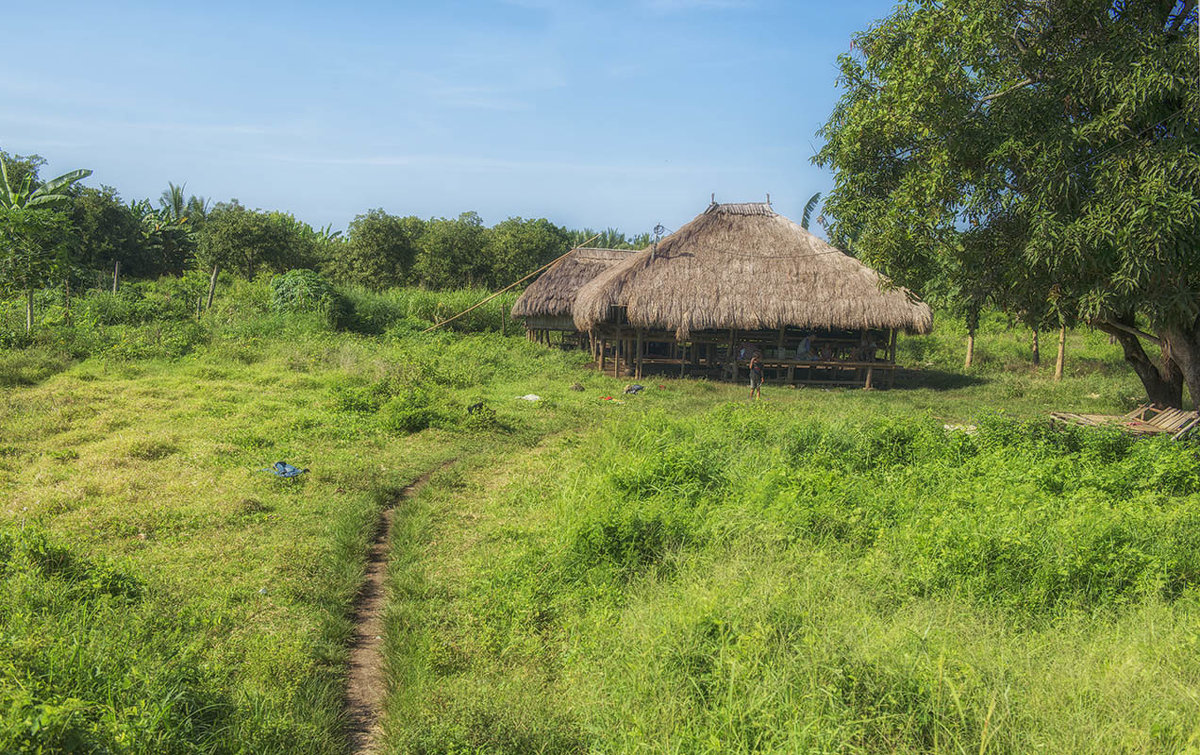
262, 461, 308, 478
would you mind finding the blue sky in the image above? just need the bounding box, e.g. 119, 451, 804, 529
3, 0, 897, 236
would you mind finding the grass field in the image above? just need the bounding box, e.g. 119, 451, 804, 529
3, 280, 1197, 752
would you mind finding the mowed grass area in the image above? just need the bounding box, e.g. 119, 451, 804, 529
0, 285, 1184, 753
379, 327, 1200, 752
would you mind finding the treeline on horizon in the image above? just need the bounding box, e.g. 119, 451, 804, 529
2, 151, 653, 293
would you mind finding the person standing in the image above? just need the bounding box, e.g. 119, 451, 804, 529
749, 351, 764, 400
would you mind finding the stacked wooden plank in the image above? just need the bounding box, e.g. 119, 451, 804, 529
1050, 404, 1200, 440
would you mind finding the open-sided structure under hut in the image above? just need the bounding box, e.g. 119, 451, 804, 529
511, 247, 638, 348
572, 201, 933, 388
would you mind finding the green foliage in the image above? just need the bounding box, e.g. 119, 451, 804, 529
270, 269, 348, 329
0, 148, 91, 210
482, 216, 570, 288
196, 201, 320, 278
817, 0, 1200, 400
325, 209, 423, 289
411, 211, 489, 289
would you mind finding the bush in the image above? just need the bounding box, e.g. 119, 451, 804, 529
270, 269, 348, 327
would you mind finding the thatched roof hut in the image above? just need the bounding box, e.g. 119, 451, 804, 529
573, 202, 932, 339
511, 247, 637, 330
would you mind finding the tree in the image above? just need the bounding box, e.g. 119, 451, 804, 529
132, 199, 195, 276
195, 201, 320, 279
0, 207, 75, 332
412, 212, 488, 289
482, 217, 570, 288
68, 185, 146, 277
325, 209, 423, 289
816, 0, 1199, 405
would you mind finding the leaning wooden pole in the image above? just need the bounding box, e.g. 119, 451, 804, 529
206, 264, 220, 311
422, 233, 602, 334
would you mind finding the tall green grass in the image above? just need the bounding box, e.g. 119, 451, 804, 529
384, 404, 1200, 753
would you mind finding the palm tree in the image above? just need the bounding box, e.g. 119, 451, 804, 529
160, 182, 188, 221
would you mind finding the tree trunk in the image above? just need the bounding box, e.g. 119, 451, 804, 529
1097, 320, 1183, 408
25, 288, 34, 334
964, 332, 975, 369
112, 260, 120, 294
1031, 329, 1040, 366
1162, 322, 1200, 410
1054, 326, 1066, 381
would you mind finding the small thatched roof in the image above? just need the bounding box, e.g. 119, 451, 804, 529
511, 247, 638, 319
573, 202, 933, 338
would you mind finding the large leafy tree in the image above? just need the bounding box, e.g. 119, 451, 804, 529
817, 0, 1199, 405
68, 186, 145, 277
196, 201, 320, 279
412, 212, 489, 289
482, 217, 570, 289
325, 209, 424, 289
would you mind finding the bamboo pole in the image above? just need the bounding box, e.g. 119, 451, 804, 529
422, 234, 601, 333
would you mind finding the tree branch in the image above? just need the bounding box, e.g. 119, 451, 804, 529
979, 78, 1035, 105
1096, 318, 1162, 345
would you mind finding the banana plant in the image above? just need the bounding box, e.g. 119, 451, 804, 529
801, 192, 822, 230
0, 156, 91, 209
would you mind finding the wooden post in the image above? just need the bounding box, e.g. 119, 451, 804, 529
600, 338, 607, 372
1054, 325, 1066, 381
727, 329, 736, 381
112, 260, 120, 294
614, 332, 622, 377
777, 326, 786, 358
206, 264, 219, 310
635, 328, 644, 379
888, 329, 897, 363
865, 365, 874, 390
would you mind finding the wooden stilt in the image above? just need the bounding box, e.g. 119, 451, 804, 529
636, 328, 644, 379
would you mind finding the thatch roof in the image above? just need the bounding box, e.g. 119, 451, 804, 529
511, 247, 638, 319
573, 202, 933, 338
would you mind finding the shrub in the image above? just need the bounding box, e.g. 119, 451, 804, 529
270, 269, 348, 327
